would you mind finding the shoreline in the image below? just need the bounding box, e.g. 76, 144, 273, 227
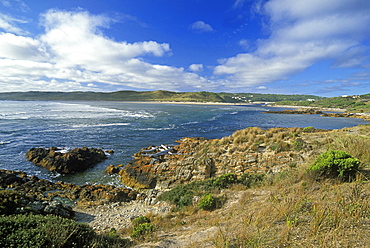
109, 100, 256, 106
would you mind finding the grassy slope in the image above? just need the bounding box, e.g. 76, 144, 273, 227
131, 124, 370, 247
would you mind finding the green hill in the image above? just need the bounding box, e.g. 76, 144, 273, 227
0, 90, 321, 103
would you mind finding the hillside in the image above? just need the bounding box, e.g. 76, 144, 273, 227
0, 90, 322, 103
81, 124, 370, 247
274, 93, 370, 112
124, 124, 370, 247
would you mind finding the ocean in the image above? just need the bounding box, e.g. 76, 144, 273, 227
0, 100, 367, 186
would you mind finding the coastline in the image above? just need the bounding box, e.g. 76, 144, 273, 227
110, 100, 255, 106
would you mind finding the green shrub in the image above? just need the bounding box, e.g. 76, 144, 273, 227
198, 193, 216, 211
292, 138, 305, 151
309, 150, 361, 181
302, 126, 316, 133
130, 223, 155, 239
0, 214, 129, 248
212, 173, 237, 188
239, 173, 265, 188
131, 216, 151, 227
159, 173, 265, 209
157, 184, 196, 208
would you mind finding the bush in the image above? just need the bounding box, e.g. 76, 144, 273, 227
0, 214, 129, 248
158, 173, 265, 209
131, 216, 151, 227
309, 150, 361, 181
239, 173, 265, 188
302, 126, 315, 133
130, 223, 155, 239
157, 184, 196, 208
212, 173, 237, 188
198, 193, 216, 211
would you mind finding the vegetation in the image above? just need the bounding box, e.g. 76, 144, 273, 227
130, 216, 154, 240
158, 172, 264, 210
275, 94, 370, 112
198, 193, 216, 210
0, 214, 129, 247
0, 90, 323, 103
139, 124, 370, 247
309, 150, 361, 181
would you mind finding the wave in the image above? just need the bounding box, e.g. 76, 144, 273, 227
0, 101, 155, 120
0, 141, 11, 145
70, 123, 130, 128
136, 126, 176, 131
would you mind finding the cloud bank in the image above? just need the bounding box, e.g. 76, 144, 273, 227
215, 0, 370, 90
0, 0, 369, 95
0, 9, 213, 92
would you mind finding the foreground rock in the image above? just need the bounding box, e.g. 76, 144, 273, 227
26, 146, 107, 174
118, 127, 324, 190
0, 189, 74, 218
0, 169, 137, 208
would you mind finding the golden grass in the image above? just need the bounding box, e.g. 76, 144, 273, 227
133, 125, 370, 247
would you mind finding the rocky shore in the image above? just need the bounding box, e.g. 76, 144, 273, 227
0, 169, 137, 216
115, 127, 326, 191
265, 106, 370, 121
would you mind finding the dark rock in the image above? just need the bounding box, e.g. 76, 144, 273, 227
263, 108, 323, 115
0, 169, 138, 209
26, 146, 107, 174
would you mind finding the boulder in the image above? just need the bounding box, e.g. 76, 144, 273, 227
26, 146, 107, 174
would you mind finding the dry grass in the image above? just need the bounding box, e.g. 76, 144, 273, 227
201, 172, 370, 248
133, 125, 370, 247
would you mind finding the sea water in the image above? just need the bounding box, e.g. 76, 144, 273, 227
0, 100, 367, 186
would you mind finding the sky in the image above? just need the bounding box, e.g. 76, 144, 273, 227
0, 0, 370, 97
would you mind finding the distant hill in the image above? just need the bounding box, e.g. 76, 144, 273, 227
0, 90, 323, 103
274, 93, 370, 112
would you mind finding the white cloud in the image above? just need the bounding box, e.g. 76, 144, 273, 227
39, 10, 170, 69
0, 9, 215, 92
190, 21, 214, 33
214, 0, 370, 89
257, 86, 267, 90
1, 0, 29, 12
189, 64, 203, 72
0, 33, 48, 60
0, 13, 28, 35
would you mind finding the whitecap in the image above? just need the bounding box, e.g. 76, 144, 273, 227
70, 123, 130, 128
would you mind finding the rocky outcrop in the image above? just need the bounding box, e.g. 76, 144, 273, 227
0, 169, 137, 207
264, 108, 323, 115
118, 128, 319, 190
26, 146, 107, 174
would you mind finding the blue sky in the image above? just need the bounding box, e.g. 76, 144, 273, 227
0, 0, 370, 96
